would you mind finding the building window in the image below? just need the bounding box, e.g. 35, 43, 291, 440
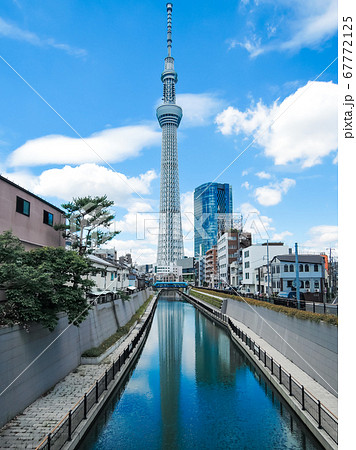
276, 266, 280, 273
305, 264, 309, 272
300, 281, 304, 288
290, 265, 294, 272
245, 273, 249, 279
287, 280, 293, 288
284, 265, 289, 272
111, 273, 114, 281
16, 196, 30, 216
244, 250, 249, 258
245, 261, 250, 268
314, 264, 319, 272
299, 264, 304, 272
43, 210, 54, 226
305, 280, 310, 289
314, 281, 320, 289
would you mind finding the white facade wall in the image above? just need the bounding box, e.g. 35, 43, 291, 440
242, 244, 289, 293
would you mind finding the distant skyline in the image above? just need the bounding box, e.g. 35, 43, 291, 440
0, 0, 338, 264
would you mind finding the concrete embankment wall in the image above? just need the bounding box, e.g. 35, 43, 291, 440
0, 288, 152, 428
225, 299, 337, 396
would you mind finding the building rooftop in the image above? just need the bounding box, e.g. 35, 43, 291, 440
272, 254, 324, 264
0, 174, 64, 214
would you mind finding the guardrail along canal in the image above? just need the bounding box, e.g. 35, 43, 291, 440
78, 291, 323, 449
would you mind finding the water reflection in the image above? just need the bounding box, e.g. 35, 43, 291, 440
157, 292, 184, 448
78, 292, 324, 450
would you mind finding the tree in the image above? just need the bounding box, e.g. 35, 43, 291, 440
55, 195, 120, 255
0, 231, 95, 331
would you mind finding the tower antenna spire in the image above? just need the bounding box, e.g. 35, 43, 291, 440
166, 3, 173, 57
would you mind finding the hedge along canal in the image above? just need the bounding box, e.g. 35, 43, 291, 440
76, 290, 323, 449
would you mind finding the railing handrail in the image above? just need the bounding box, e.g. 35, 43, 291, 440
185, 291, 338, 443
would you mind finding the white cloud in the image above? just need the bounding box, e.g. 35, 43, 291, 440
241, 181, 251, 190
7, 125, 161, 167
301, 225, 338, 255
0, 17, 86, 57
271, 230, 293, 242
3, 164, 158, 207
254, 178, 295, 206
255, 171, 271, 179
230, 0, 337, 56
175, 93, 224, 127
215, 81, 337, 168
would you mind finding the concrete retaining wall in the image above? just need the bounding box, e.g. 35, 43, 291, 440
0, 288, 152, 428
225, 299, 337, 395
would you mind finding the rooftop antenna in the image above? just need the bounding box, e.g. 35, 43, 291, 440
166, 3, 173, 57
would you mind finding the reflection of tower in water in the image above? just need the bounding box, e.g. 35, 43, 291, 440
158, 292, 184, 448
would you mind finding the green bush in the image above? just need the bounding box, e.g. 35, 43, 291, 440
194, 288, 338, 326
190, 289, 223, 309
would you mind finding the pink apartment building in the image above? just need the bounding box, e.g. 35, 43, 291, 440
0, 175, 65, 250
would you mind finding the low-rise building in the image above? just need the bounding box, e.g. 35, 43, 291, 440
0, 175, 65, 249
177, 257, 195, 284
270, 254, 326, 300
242, 243, 289, 294
155, 263, 183, 282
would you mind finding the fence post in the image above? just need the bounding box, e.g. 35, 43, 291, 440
264, 351, 266, 367
47, 434, 51, 450
289, 374, 292, 396
105, 370, 108, 390
313, 302, 315, 313
112, 362, 115, 380
258, 346, 261, 360
279, 365, 282, 384
318, 401, 322, 429
84, 393, 87, 419
96, 381, 99, 403
301, 386, 305, 410
68, 410, 72, 441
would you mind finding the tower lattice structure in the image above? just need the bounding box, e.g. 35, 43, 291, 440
156, 3, 184, 266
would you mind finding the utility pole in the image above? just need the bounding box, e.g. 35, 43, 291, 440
326, 247, 335, 301
266, 240, 270, 297
295, 243, 300, 309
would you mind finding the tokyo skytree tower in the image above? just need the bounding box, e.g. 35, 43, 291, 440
156, 3, 184, 266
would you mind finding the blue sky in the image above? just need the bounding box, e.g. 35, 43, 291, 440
0, 0, 339, 264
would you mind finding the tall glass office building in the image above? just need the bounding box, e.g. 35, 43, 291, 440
194, 183, 233, 257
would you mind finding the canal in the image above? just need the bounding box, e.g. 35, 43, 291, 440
78, 291, 323, 449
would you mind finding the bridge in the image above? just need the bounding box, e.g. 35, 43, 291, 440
153, 281, 188, 289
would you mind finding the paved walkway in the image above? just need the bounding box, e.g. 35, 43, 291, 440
190, 289, 338, 417
0, 297, 156, 449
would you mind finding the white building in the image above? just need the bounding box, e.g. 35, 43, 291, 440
88, 255, 130, 302
270, 254, 325, 300
242, 243, 289, 294
155, 263, 183, 282
217, 231, 238, 287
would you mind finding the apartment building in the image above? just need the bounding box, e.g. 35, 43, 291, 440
0, 175, 65, 249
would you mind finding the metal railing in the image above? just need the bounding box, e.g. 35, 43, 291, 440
195, 287, 338, 316
36, 298, 158, 450
185, 292, 338, 445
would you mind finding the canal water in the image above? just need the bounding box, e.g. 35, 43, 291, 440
78, 291, 323, 449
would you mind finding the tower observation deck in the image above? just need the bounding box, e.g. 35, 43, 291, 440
156, 2, 184, 266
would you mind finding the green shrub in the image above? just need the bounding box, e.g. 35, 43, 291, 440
194, 288, 338, 326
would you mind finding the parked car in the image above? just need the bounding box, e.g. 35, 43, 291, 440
275, 291, 305, 309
